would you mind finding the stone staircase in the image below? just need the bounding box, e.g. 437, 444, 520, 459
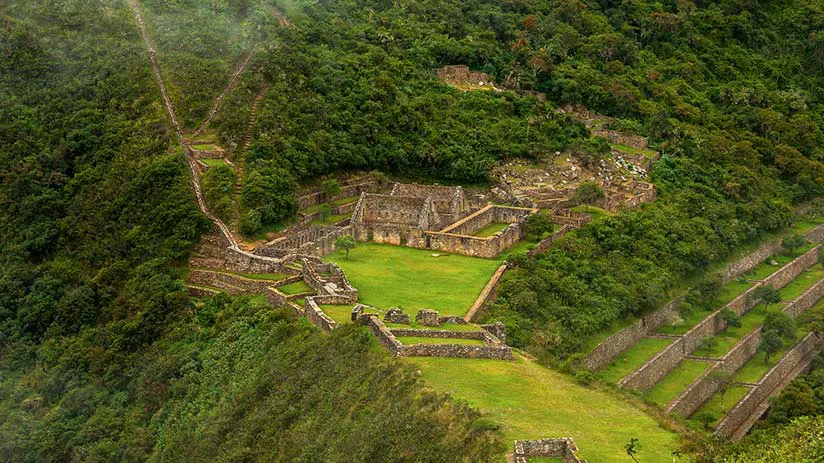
242, 82, 270, 151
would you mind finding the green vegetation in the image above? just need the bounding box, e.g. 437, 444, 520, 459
319, 304, 356, 324
472, 223, 511, 237
412, 356, 680, 463
692, 386, 751, 426
192, 144, 220, 151
570, 204, 612, 220
779, 268, 824, 301
396, 337, 484, 346
646, 360, 710, 407
598, 337, 674, 384
311, 212, 353, 226
201, 164, 236, 221
277, 280, 313, 295
610, 144, 658, 159
200, 158, 227, 168
327, 243, 500, 317
720, 416, 824, 462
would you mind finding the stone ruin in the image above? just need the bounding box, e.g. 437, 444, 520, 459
514, 438, 586, 463
384, 307, 410, 324
415, 309, 440, 327
350, 182, 536, 258
435, 64, 498, 89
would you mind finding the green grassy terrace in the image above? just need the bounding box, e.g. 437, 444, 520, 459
779, 266, 824, 301
411, 356, 680, 463
570, 204, 613, 220
277, 280, 314, 295
310, 212, 353, 226
646, 360, 711, 407
472, 222, 510, 237
610, 143, 659, 159
327, 243, 501, 317
318, 304, 357, 324
691, 385, 751, 426
384, 321, 482, 331
396, 336, 484, 345
200, 158, 227, 168
598, 337, 674, 384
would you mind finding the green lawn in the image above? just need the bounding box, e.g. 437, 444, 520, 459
503, 235, 539, 257
326, 243, 501, 317
610, 143, 659, 159
658, 280, 755, 336
277, 280, 314, 295
779, 267, 824, 301
192, 143, 220, 151
692, 304, 779, 358
412, 356, 680, 463
472, 222, 511, 237
385, 321, 481, 332
657, 307, 714, 336
396, 336, 484, 345
598, 337, 674, 384
746, 255, 796, 280
791, 218, 824, 234
646, 360, 711, 407
319, 304, 356, 324
691, 386, 751, 424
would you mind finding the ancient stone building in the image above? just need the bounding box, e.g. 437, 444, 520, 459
390, 182, 469, 228
350, 193, 439, 246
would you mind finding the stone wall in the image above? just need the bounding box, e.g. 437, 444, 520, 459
304, 297, 338, 334
591, 128, 648, 150
296, 178, 377, 210
722, 223, 824, 283
464, 264, 508, 322
439, 205, 532, 235
423, 222, 526, 258
582, 297, 682, 371
301, 259, 358, 301
256, 225, 351, 258
785, 277, 824, 318
716, 332, 824, 439
398, 342, 513, 360
265, 286, 291, 311
187, 269, 274, 294
805, 223, 824, 243
528, 226, 573, 256
513, 438, 586, 463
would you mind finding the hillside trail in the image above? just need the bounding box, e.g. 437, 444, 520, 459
232, 82, 272, 228
191, 48, 256, 138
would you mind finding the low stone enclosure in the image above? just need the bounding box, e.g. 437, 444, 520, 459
255, 225, 350, 258
361, 314, 513, 360
296, 174, 380, 210
514, 438, 586, 463
583, 222, 824, 372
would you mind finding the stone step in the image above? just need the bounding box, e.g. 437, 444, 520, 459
189, 257, 228, 269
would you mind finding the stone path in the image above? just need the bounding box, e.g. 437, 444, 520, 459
192, 48, 257, 138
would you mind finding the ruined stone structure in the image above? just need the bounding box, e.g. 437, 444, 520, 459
384, 308, 410, 324
435, 65, 498, 89
296, 175, 379, 210
351, 184, 536, 258
415, 309, 440, 327
513, 438, 586, 463
301, 258, 358, 301
256, 225, 351, 258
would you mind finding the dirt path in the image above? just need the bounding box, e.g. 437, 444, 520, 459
191, 48, 256, 137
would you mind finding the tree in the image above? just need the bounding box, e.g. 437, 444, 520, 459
525, 212, 555, 238
764, 311, 797, 341
574, 182, 605, 212
753, 285, 781, 309
241, 167, 297, 225
782, 233, 806, 256
318, 203, 332, 223
709, 370, 734, 408
721, 308, 742, 328
323, 179, 341, 201
335, 235, 356, 259
625, 437, 641, 463
758, 330, 783, 363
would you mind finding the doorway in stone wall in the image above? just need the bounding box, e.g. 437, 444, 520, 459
400, 230, 407, 245
425, 235, 431, 248
367, 227, 374, 241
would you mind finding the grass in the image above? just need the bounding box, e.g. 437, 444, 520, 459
732, 347, 784, 384
332, 195, 359, 206
779, 266, 824, 301
200, 158, 227, 168
658, 279, 754, 336
610, 143, 659, 158
526, 458, 563, 463
692, 304, 779, 358
791, 217, 824, 234
310, 212, 352, 226
326, 243, 501, 317
570, 204, 613, 219
598, 337, 674, 384
319, 304, 356, 324
472, 222, 511, 237
411, 356, 680, 463
396, 336, 484, 345
580, 317, 640, 355
385, 321, 481, 331
192, 144, 220, 151
745, 254, 796, 280
277, 280, 313, 295
691, 386, 751, 425
503, 235, 539, 256
646, 360, 711, 407
231, 271, 290, 281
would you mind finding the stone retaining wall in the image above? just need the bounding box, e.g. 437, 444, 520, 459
528, 226, 572, 256
297, 178, 377, 210
464, 263, 508, 322
423, 220, 527, 258
785, 277, 824, 318
514, 438, 586, 463
716, 332, 824, 438
304, 297, 338, 334
620, 246, 820, 390
583, 297, 682, 371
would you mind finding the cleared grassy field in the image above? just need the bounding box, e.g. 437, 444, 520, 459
691, 386, 751, 424
319, 304, 356, 324
472, 222, 510, 237
411, 356, 680, 463
327, 243, 500, 316
779, 267, 824, 301
646, 360, 711, 407
598, 337, 674, 384
277, 280, 313, 295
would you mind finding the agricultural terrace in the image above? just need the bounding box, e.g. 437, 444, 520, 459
326, 242, 501, 317
411, 356, 680, 463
